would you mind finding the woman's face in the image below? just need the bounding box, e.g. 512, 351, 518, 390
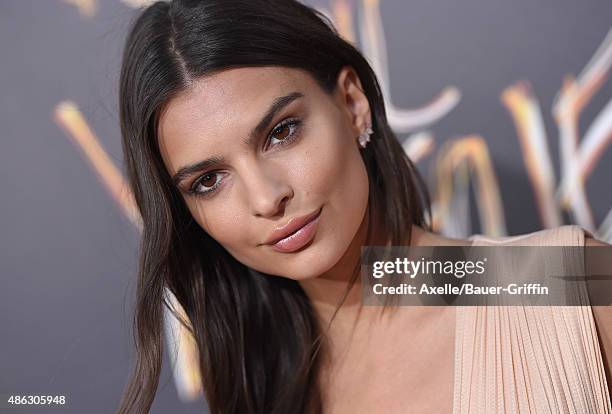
157, 66, 371, 280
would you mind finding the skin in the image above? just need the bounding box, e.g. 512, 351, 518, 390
157, 64, 395, 348
157, 65, 371, 286
156, 65, 612, 412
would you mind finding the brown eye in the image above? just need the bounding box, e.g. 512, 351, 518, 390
200, 173, 217, 187
190, 171, 226, 197
268, 118, 302, 148
273, 125, 291, 140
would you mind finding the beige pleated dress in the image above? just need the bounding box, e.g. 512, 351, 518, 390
453, 224, 612, 413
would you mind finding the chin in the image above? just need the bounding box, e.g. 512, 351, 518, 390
275, 238, 349, 281
257, 253, 330, 281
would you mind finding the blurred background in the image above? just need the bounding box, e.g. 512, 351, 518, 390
1, 0, 611, 412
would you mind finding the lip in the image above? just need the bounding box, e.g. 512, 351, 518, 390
263, 207, 322, 252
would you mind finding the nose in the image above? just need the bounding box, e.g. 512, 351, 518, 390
243, 162, 293, 218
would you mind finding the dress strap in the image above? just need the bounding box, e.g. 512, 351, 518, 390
453, 225, 612, 413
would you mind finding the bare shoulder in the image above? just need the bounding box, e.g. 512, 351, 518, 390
584, 235, 612, 393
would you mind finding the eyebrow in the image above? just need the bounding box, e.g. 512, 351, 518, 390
171, 91, 305, 188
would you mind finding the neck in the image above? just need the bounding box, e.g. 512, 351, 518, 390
298, 208, 431, 338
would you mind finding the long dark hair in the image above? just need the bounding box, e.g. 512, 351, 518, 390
117, 0, 431, 412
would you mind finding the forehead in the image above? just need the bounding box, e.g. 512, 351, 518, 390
157, 66, 318, 173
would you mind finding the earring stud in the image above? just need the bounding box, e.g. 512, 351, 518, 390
358, 124, 373, 148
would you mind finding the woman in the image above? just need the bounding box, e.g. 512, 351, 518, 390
116, 1, 612, 413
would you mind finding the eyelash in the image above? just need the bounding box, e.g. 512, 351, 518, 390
188, 117, 303, 198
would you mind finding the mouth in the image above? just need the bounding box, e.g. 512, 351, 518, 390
265, 206, 322, 253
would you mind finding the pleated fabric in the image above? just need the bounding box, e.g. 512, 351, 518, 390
453, 225, 612, 413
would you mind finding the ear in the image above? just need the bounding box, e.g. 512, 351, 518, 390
334, 66, 372, 138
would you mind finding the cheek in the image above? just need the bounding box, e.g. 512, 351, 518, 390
286, 123, 369, 245
285, 125, 366, 200
317, 131, 369, 250
195, 211, 262, 270
190, 203, 247, 250
330, 147, 369, 239
304, 124, 368, 211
